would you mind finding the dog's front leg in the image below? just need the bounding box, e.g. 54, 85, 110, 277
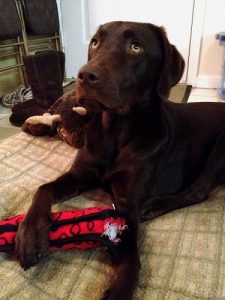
102, 208, 140, 300
102, 179, 141, 300
15, 154, 101, 270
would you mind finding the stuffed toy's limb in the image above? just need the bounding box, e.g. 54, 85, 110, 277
47, 90, 91, 148
25, 113, 61, 125
0, 207, 127, 253
56, 107, 88, 147
21, 108, 87, 138
72, 107, 87, 116
56, 124, 82, 147
21, 113, 61, 136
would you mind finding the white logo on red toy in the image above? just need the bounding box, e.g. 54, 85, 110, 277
102, 220, 128, 244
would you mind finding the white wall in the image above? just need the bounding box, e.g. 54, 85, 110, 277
196, 0, 225, 88
58, 0, 225, 89
58, 0, 193, 81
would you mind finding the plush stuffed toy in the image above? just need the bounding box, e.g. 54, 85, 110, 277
0, 206, 128, 253
21, 90, 91, 148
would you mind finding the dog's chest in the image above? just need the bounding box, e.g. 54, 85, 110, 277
150, 148, 185, 196
101, 114, 128, 158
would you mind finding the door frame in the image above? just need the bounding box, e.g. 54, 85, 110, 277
186, 0, 207, 87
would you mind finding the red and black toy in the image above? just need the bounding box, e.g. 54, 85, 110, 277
0, 207, 128, 253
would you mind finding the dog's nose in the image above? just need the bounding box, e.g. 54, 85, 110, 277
78, 66, 100, 85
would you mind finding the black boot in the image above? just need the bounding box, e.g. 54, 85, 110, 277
10, 50, 65, 127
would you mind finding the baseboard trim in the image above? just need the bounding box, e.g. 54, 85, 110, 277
196, 75, 220, 89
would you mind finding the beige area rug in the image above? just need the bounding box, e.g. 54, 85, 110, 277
0, 127, 21, 141
169, 84, 192, 103
1, 132, 225, 300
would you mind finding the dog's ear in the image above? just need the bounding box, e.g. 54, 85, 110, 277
157, 27, 185, 100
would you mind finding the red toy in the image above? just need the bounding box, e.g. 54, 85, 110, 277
0, 207, 128, 253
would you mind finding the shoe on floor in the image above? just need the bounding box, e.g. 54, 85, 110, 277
1, 86, 33, 108
9, 103, 47, 127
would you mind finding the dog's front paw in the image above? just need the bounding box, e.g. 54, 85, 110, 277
15, 214, 51, 270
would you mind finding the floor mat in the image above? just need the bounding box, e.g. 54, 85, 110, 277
0, 127, 21, 141
169, 84, 192, 103
1, 132, 225, 299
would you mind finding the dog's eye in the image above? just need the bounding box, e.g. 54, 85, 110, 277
90, 38, 99, 49
131, 42, 142, 53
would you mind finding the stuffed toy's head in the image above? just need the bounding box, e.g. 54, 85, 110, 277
22, 90, 93, 148
49, 90, 93, 148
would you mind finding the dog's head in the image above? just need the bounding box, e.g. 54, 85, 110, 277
75, 21, 184, 113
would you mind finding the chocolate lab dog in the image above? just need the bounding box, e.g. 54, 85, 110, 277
15, 21, 225, 299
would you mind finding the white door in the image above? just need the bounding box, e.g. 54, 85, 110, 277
59, 0, 194, 82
